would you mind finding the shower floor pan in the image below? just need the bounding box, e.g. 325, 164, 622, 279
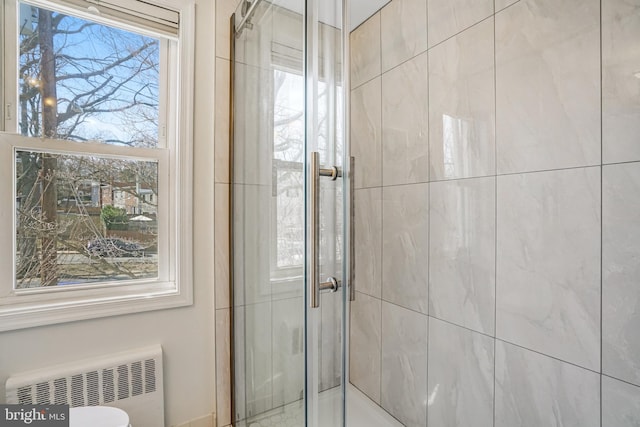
236, 384, 403, 427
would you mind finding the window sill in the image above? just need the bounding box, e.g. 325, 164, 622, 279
0, 280, 192, 331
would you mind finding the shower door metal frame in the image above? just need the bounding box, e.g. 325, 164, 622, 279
303, 0, 352, 425
228, 12, 237, 426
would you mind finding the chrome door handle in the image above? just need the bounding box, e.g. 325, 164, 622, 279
349, 156, 355, 302
310, 151, 342, 308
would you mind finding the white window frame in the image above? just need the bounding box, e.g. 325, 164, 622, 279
0, 0, 195, 331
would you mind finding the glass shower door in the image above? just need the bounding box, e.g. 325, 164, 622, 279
231, 1, 347, 426
304, 0, 347, 426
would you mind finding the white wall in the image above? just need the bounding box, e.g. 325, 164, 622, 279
0, 1, 217, 425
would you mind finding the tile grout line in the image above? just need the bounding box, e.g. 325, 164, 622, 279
493, 3, 499, 426
351, 163, 614, 193
498, 337, 602, 375
495, 0, 524, 14
428, 313, 493, 341
428, 12, 496, 52
599, 0, 604, 425
602, 373, 640, 390
378, 10, 384, 409
425, 0, 431, 423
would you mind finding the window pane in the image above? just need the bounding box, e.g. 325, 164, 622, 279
18, 3, 160, 147
15, 150, 159, 289
275, 168, 304, 269
273, 70, 304, 274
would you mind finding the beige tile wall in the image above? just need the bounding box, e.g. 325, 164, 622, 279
350, 0, 640, 426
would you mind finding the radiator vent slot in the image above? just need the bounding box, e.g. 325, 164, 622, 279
132, 361, 143, 397
103, 368, 115, 403
36, 382, 49, 404
54, 378, 67, 405
5, 345, 164, 427
17, 387, 32, 404
87, 371, 99, 406
145, 359, 156, 393
71, 374, 84, 407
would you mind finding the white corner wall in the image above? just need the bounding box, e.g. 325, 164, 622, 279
0, 1, 217, 426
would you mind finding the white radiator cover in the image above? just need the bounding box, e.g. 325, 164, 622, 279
5, 345, 164, 427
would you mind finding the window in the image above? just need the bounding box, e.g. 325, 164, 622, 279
271, 68, 304, 284
0, 0, 195, 331
269, 66, 343, 290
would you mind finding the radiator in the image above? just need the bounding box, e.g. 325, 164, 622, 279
5, 345, 164, 427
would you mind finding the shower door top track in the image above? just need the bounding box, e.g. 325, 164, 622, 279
235, 0, 264, 36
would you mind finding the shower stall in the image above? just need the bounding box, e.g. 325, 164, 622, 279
229, 0, 384, 425
227, 0, 640, 426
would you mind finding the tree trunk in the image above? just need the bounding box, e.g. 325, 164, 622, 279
39, 9, 58, 286
16, 77, 39, 282
15, 153, 39, 281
